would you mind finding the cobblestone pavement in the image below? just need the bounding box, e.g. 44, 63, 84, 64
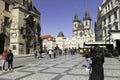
0, 54, 120, 80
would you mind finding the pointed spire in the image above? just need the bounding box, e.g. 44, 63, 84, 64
74, 13, 78, 20
83, 10, 91, 21
73, 13, 80, 22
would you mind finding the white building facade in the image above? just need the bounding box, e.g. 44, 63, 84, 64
56, 11, 95, 49
95, 0, 120, 49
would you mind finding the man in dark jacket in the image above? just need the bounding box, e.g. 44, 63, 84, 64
7, 49, 14, 71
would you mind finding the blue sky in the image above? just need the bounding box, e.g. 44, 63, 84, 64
34, 0, 102, 38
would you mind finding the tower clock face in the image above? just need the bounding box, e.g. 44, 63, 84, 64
12, 33, 17, 38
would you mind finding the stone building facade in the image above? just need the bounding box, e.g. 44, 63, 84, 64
0, 0, 41, 55
95, 0, 120, 48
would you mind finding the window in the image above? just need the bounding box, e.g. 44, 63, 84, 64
104, 29, 107, 36
114, 12, 117, 20
12, 45, 16, 50
108, 4, 110, 10
5, 2, 9, 11
115, 26, 118, 30
86, 22, 88, 26
75, 24, 76, 28
111, 2, 113, 8
109, 27, 112, 30
105, 6, 107, 12
23, 0, 26, 6
4, 17, 9, 27
104, 18, 106, 25
108, 15, 111, 23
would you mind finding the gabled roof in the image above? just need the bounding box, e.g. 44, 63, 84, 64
41, 35, 55, 41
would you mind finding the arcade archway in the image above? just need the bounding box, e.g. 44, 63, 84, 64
0, 34, 5, 55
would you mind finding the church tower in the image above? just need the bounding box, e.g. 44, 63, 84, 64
83, 10, 93, 37
73, 13, 83, 37
83, 10, 91, 29
73, 13, 80, 30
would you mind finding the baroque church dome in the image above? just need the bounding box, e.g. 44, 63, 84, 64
57, 32, 64, 37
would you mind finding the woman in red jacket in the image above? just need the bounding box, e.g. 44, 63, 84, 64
1, 50, 7, 70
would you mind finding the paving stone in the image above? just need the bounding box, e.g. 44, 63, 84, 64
24, 63, 39, 67
55, 64, 75, 68
63, 62, 80, 64
0, 54, 119, 80
104, 64, 120, 69
105, 77, 120, 80
20, 73, 58, 80
42, 67, 69, 73
59, 75, 89, 80
105, 58, 120, 64
76, 63, 87, 69
21, 67, 47, 72
37, 63, 57, 67
68, 68, 89, 75
104, 69, 120, 77
0, 72, 31, 80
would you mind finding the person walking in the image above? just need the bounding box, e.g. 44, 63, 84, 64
48, 49, 53, 58
34, 51, 38, 58
1, 49, 8, 71
39, 50, 42, 58
7, 49, 14, 71
89, 46, 105, 80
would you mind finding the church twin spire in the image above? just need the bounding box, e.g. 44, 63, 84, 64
73, 10, 91, 22
83, 10, 91, 21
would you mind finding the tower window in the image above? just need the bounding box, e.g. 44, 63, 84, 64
86, 22, 88, 26
75, 24, 76, 28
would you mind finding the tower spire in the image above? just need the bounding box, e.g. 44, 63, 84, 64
83, 0, 91, 21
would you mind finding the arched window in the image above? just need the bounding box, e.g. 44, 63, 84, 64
111, 2, 113, 8
108, 4, 110, 10
86, 22, 88, 26
74, 24, 76, 28
114, 11, 117, 20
